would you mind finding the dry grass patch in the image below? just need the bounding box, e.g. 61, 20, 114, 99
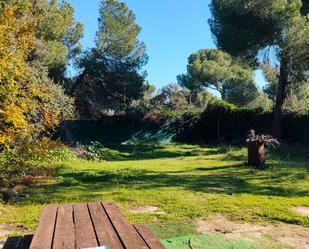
197, 214, 309, 249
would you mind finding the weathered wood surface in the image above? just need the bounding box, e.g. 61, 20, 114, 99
134, 225, 165, 249
88, 202, 124, 249
2, 202, 165, 249
102, 202, 149, 249
29, 205, 57, 249
53, 204, 75, 249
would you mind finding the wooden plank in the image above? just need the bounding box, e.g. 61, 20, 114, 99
29, 205, 58, 249
18, 235, 34, 249
134, 225, 165, 249
74, 203, 98, 249
53, 205, 75, 249
2, 236, 22, 249
88, 202, 124, 249
102, 202, 149, 249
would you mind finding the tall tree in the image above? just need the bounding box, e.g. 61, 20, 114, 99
209, 0, 309, 137
178, 49, 258, 106
262, 63, 309, 114
73, 0, 148, 118
31, 0, 84, 83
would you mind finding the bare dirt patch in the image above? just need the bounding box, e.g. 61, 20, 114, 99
292, 206, 309, 217
0, 223, 31, 249
128, 205, 165, 214
0, 223, 18, 238
0, 223, 29, 238
197, 214, 309, 249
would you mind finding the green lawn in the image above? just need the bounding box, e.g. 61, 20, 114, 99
1, 144, 308, 241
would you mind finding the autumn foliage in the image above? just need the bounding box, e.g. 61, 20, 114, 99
0, 3, 61, 148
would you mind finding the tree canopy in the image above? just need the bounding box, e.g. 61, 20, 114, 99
31, 0, 84, 83
1, 0, 308, 149
178, 49, 258, 106
262, 63, 309, 114
209, 0, 309, 137
0, 1, 75, 148
73, 0, 148, 118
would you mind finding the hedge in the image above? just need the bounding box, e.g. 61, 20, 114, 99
58, 110, 309, 145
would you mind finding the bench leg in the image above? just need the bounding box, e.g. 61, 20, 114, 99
2, 235, 33, 249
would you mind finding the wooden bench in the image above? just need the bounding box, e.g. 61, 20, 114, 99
3, 202, 165, 249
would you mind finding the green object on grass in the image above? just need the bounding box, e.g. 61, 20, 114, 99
161, 234, 286, 249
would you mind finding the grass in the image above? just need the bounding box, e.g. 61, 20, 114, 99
0, 143, 308, 240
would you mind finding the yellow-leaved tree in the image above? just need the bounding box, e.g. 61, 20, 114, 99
0, 2, 61, 149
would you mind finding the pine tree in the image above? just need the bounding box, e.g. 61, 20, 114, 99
178, 49, 258, 107
209, 0, 309, 137
73, 0, 148, 118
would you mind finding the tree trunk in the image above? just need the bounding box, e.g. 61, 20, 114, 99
69, 72, 86, 95
272, 57, 289, 139
246, 141, 266, 169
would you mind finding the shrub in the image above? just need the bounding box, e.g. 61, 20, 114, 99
206, 99, 237, 113
16, 138, 72, 162
83, 142, 105, 161
0, 138, 72, 190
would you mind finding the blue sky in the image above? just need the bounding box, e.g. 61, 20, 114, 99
67, 0, 266, 93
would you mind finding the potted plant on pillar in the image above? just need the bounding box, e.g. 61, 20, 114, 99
246, 129, 280, 169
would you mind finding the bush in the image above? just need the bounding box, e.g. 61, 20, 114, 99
16, 138, 72, 162
83, 142, 106, 161
0, 139, 73, 190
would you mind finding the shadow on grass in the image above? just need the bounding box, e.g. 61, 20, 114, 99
84, 143, 233, 161
19, 161, 309, 206
15, 144, 309, 205
194, 164, 245, 172
268, 145, 309, 162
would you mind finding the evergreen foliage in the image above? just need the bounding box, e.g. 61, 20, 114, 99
73, 0, 148, 118
209, 0, 309, 137
178, 49, 259, 107
262, 64, 309, 115
31, 0, 84, 83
